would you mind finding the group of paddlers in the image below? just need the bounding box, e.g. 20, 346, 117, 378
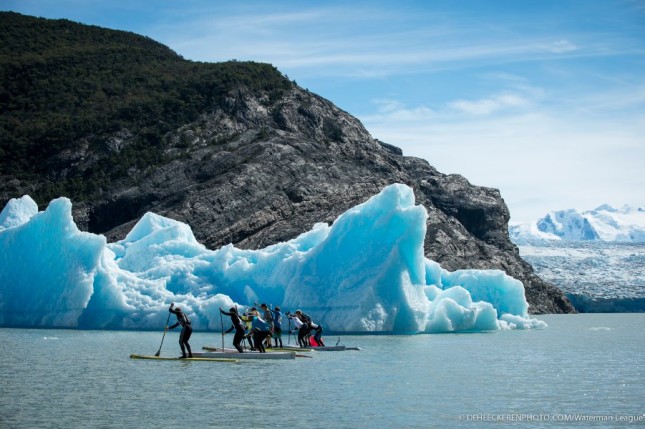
219, 303, 325, 353
165, 302, 326, 357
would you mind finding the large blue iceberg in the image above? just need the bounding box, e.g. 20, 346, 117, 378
0, 184, 545, 332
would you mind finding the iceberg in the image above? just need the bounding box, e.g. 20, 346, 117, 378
0, 184, 546, 332
0, 195, 38, 231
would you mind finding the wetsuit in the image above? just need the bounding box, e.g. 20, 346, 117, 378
220, 309, 245, 353
169, 308, 193, 358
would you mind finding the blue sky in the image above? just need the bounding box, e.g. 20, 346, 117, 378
3, 0, 644, 222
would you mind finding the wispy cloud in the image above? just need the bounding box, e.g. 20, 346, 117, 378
539, 39, 578, 53
149, 5, 624, 79
448, 93, 530, 115
360, 83, 645, 222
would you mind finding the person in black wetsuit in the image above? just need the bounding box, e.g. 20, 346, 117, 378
220, 307, 245, 353
168, 303, 193, 358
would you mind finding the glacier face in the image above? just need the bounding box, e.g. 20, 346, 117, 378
516, 241, 645, 312
510, 204, 645, 312
0, 184, 545, 332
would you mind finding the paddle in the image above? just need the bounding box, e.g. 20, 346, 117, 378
219, 308, 225, 350
155, 306, 172, 357
287, 316, 292, 345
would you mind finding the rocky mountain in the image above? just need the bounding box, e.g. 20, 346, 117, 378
0, 12, 574, 314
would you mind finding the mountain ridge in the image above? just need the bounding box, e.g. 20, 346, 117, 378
0, 12, 573, 314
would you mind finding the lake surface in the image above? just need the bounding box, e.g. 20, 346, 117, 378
1, 314, 643, 428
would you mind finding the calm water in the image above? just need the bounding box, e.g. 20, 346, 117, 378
1, 314, 643, 428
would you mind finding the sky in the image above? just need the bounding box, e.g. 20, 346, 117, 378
3, 0, 644, 223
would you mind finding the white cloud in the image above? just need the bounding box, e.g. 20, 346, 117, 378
360, 88, 645, 223
150, 6, 608, 78
448, 93, 530, 115
541, 39, 578, 53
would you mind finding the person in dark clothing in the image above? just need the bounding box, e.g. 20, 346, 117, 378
168, 303, 193, 358
272, 306, 283, 348
286, 311, 307, 348
220, 307, 246, 353
251, 315, 271, 353
294, 310, 312, 347
258, 303, 274, 349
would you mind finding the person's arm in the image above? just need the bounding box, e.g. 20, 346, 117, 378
220, 308, 232, 316
225, 325, 234, 334
168, 322, 179, 330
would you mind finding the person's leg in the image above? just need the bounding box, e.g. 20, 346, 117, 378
315, 326, 324, 346
257, 332, 268, 352
275, 328, 283, 347
246, 333, 254, 350
182, 327, 193, 357
297, 327, 305, 348
258, 333, 266, 352
178, 335, 187, 358
233, 330, 244, 353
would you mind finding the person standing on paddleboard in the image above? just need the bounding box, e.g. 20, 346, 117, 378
271, 306, 283, 348
296, 310, 313, 347
287, 310, 308, 348
168, 303, 193, 358
251, 313, 271, 353
258, 303, 274, 349
220, 307, 245, 353
242, 308, 257, 350
310, 321, 325, 347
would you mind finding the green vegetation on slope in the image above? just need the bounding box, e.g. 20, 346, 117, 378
0, 12, 291, 203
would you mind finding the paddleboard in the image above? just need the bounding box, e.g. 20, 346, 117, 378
281, 344, 349, 351
194, 351, 296, 360
202, 346, 313, 353
130, 354, 238, 363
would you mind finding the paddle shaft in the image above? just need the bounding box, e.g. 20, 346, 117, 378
220, 311, 224, 349
155, 310, 172, 357
287, 317, 291, 345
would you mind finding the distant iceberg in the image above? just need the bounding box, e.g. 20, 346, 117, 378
0, 184, 545, 332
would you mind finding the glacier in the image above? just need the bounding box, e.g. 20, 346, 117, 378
0, 184, 545, 332
509, 204, 645, 313
510, 204, 645, 244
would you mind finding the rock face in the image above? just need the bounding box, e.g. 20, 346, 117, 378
70, 86, 572, 314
